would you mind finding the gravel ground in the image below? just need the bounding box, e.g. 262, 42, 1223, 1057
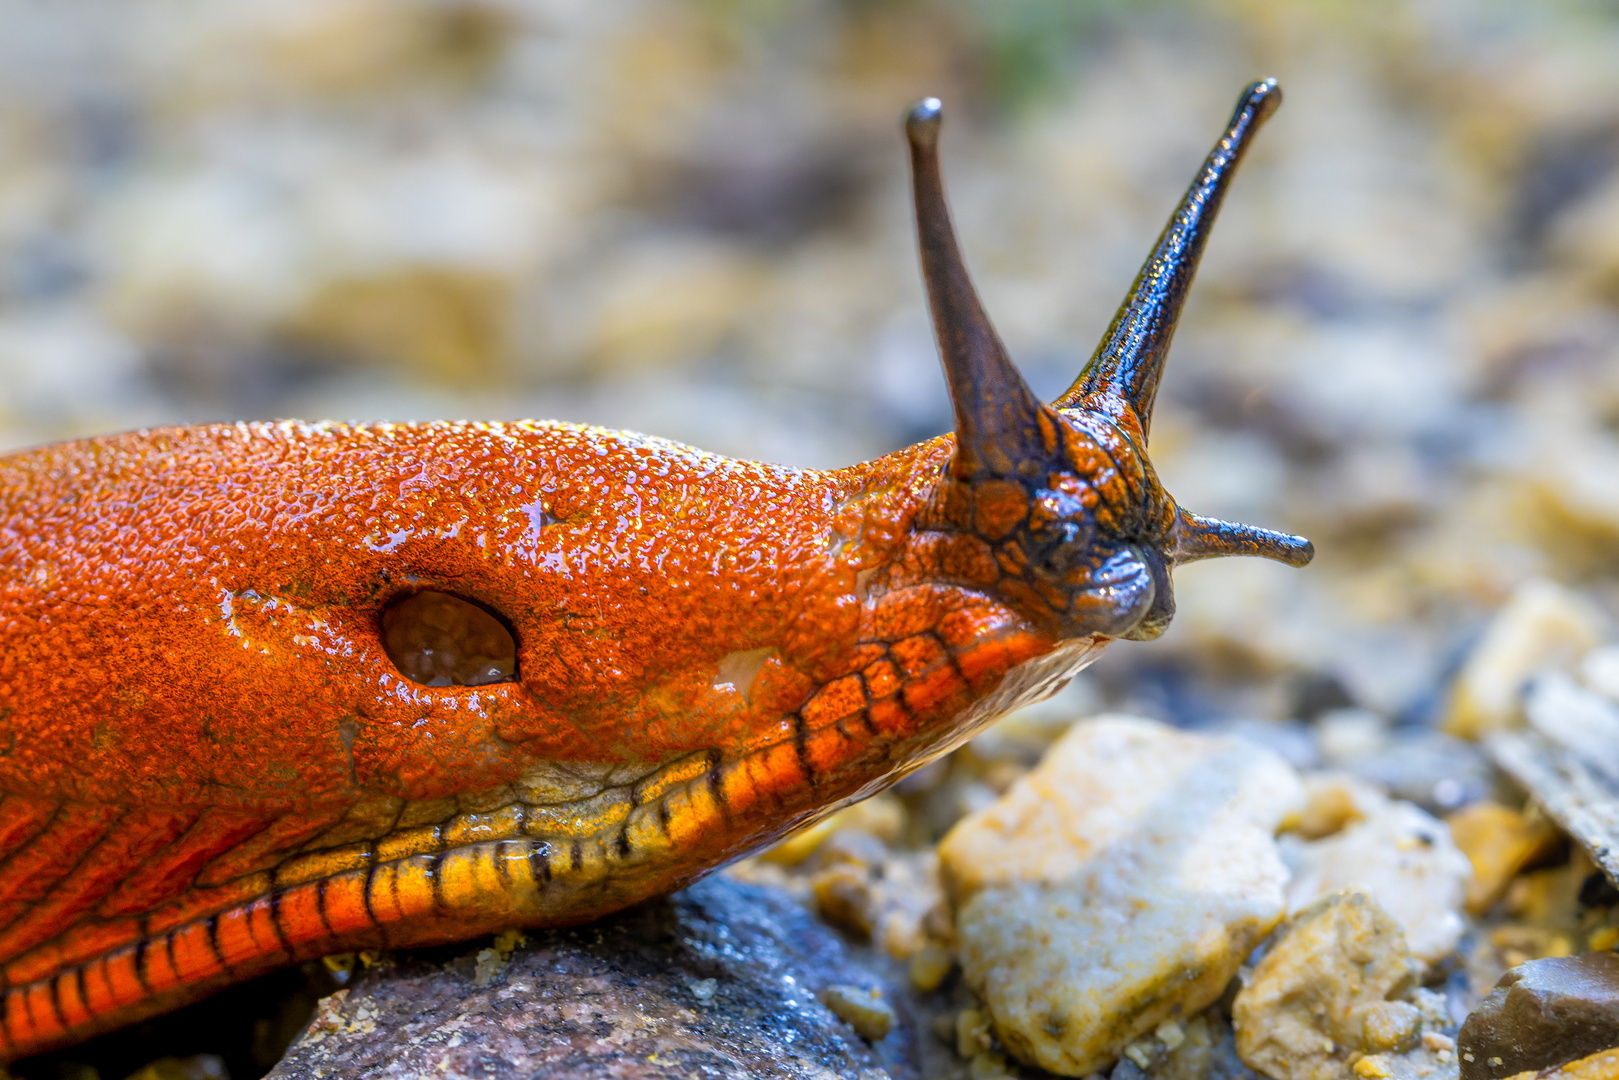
5, 2, 1619, 1078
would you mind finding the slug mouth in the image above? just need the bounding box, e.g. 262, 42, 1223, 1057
903, 82, 1312, 643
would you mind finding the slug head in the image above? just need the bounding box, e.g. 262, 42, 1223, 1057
906, 80, 1312, 643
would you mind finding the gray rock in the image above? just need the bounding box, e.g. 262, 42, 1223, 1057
269, 876, 925, 1079
1488, 729, 1619, 890
1456, 952, 1619, 1080
1335, 728, 1494, 815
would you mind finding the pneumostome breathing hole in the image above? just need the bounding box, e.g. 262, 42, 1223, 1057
381, 591, 517, 687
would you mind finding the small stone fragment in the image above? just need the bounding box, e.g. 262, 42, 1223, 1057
1359, 1001, 1424, 1053
1233, 889, 1424, 1080
470, 926, 526, 986
820, 984, 895, 1042
941, 715, 1303, 1076
1444, 579, 1604, 740
1502, 1045, 1619, 1080
1155, 1014, 1220, 1080
1282, 780, 1471, 963
304, 987, 352, 1039
471, 947, 504, 986
1446, 801, 1564, 915
1294, 772, 1382, 840
908, 942, 955, 993
321, 953, 358, 984
968, 1049, 1016, 1079
764, 794, 910, 864
1355, 1056, 1394, 1079
1424, 1032, 1457, 1056
1456, 952, 1619, 1080
810, 836, 942, 959
956, 1006, 994, 1059
814, 860, 878, 938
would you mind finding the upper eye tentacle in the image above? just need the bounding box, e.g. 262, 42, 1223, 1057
900, 83, 1311, 646
906, 98, 1054, 481
1054, 78, 1281, 435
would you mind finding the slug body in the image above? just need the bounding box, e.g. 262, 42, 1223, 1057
0, 82, 1310, 1060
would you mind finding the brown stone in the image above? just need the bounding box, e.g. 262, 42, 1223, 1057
1457, 952, 1619, 1080
268, 876, 928, 1079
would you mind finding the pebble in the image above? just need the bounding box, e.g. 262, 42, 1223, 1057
907, 942, 955, 993
1444, 579, 1604, 741
1281, 777, 1471, 964
763, 794, 911, 865
1233, 889, 1440, 1080
1456, 952, 1619, 1080
810, 833, 942, 960
1444, 801, 1562, 915
1293, 772, 1385, 839
1116, 1013, 1234, 1080
940, 716, 1303, 1076
820, 984, 896, 1042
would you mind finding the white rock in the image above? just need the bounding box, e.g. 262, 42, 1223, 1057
940, 715, 1304, 1077
1281, 778, 1470, 964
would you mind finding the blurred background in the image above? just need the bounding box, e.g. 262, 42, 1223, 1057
3, 0, 1619, 738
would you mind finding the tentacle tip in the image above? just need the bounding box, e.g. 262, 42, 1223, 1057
906, 97, 943, 146
1244, 77, 1283, 118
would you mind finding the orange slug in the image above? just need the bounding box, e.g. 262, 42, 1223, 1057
0, 80, 1309, 1060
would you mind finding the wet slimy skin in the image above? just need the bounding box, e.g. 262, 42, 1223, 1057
0, 81, 1310, 1060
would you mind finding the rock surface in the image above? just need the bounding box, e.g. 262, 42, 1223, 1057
1487, 730, 1619, 894
268, 875, 926, 1080
940, 715, 1304, 1076
1281, 778, 1471, 964
1233, 889, 1450, 1080
1456, 952, 1619, 1080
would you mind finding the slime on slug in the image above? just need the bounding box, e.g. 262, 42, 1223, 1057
0, 80, 1308, 1060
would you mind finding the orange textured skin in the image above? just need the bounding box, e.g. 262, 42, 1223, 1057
0, 418, 1112, 1058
